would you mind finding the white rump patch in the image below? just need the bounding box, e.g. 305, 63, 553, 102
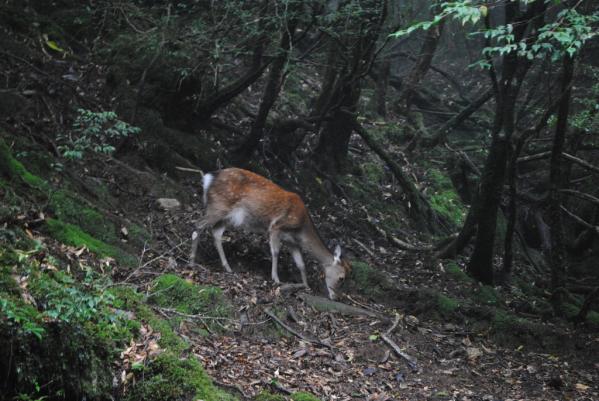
228, 207, 247, 227
202, 173, 214, 206
191, 231, 198, 240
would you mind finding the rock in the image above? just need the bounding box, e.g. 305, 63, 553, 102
156, 198, 181, 211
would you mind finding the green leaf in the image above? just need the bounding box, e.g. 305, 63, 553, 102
46, 40, 64, 52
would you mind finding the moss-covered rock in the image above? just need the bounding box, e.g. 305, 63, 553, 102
49, 190, 118, 244
125, 353, 236, 401
348, 260, 395, 299
149, 274, 231, 318
45, 218, 137, 266
0, 138, 47, 189
110, 286, 236, 401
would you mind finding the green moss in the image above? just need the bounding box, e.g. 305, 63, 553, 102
45, 218, 136, 266
128, 223, 152, 247
562, 303, 580, 319
126, 352, 236, 401
427, 169, 466, 226
149, 274, 231, 319
110, 285, 189, 354
474, 286, 500, 306
491, 309, 527, 334
348, 260, 394, 299
49, 190, 117, 244
255, 391, 286, 401
291, 392, 321, 401
0, 138, 47, 189
437, 294, 459, 316
360, 161, 385, 183
587, 311, 599, 327
445, 261, 472, 283
116, 284, 235, 399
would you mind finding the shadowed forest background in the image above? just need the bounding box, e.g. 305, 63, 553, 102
1, 1, 599, 400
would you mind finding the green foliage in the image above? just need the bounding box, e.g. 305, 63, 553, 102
0, 297, 45, 339
0, 244, 130, 400
427, 169, 466, 226
393, 1, 599, 66
291, 392, 322, 401
58, 109, 140, 160
30, 269, 114, 324
45, 218, 136, 266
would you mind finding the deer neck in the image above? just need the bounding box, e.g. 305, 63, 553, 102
301, 223, 333, 266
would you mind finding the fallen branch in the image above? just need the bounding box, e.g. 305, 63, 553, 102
352, 238, 375, 257
279, 283, 307, 295
263, 307, 332, 349
561, 206, 599, 233
425, 88, 493, 148
560, 189, 599, 207
353, 121, 448, 233
562, 152, 599, 174
381, 314, 418, 371
300, 294, 389, 322
175, 166, 205, 175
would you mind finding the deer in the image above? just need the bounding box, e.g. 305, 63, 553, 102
189, 168, 351, 299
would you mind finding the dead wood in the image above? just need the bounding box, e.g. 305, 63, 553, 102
381, 314, 418, 371
299, 294, 389, 322
263, 307, 332, 349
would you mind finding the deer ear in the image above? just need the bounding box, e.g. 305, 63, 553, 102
333, 244, 342, 262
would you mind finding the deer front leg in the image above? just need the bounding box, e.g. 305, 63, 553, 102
269, 229, 282, 284
290, 247, 308, 288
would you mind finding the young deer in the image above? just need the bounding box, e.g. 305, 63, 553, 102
189, 168, 351, 299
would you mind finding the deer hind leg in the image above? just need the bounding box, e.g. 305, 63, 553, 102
213, 223, 233, 273
290, 247, 308, 288
189, 218, 210, 265
269, 229, 282, 284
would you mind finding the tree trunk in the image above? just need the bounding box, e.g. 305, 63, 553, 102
232, 17, 298, 163
312, 0, 387, 173
547, 56, 574, 315
313, 83, 361, 172
466, 1, 545, 284
195, 2, 270, 121
375, 58, 391, 118
398, 20, 445, 109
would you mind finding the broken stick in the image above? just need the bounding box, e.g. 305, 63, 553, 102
263, 307, 332, 349
381, 313, 418, 371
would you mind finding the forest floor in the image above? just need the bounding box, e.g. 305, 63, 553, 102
103, 175, 599, 401
1, 12, 598, 400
